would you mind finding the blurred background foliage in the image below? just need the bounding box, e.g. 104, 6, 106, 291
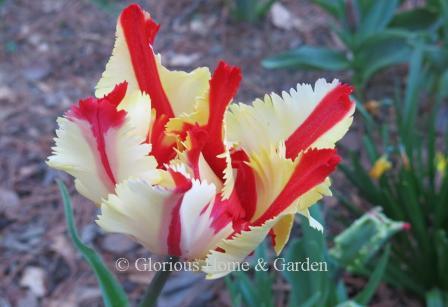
262, 0, 447, 97
227, 0, 448, 306
226, 206, 405, 307
231, 0, 278, 23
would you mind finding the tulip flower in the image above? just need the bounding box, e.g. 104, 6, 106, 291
369, 155, 392, 180
436, 152, 446, 176
47, 4, 355, 279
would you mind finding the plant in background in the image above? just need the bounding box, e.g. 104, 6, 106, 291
226, 206, 407, 307
262, 0, 448, 96
339, 41, 448, 305
47, 3, 355, 306
231, 0, 277, 23
90, 0, 120, 13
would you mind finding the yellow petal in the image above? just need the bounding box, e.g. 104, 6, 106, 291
297, 178, 332, 212
95, 21, 138, 98
97, 176, 233, 259
369, 155, 392, 179
247, 143, 295, 221
94, 7, 210, 118
272, 214, 294, 255
116, 91, 152, 141
202, 217, 281, 279
47, 103, 158, 205
226, 79, 354, 155
436, 152, 447, 175
157, 60, 211, 116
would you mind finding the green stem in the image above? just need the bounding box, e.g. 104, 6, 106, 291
139, 256, 178, 307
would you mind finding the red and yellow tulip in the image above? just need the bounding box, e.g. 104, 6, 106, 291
47, 4, 355, 279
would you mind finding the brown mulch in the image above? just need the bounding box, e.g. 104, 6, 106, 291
0, 0, 421, 306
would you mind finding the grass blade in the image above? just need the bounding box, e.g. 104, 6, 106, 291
354, 246, 390, 305
57, 180, 128, 307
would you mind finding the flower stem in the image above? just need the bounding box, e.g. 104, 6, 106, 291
138, 256, 178, 307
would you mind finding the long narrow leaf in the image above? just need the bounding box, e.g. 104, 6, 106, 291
426, 289, 447, 307
356, 0, 399, 40
262, 46, 350, 71
354, 246, 390, 305
57, 180, 129, 307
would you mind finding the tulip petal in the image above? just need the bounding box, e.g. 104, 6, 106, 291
271, 214, 294, 255
158, 62, 211, 116
167, 62, 241, 199
270, 179, 331, 254
246, 143, 295, 221
226, 79, 355, 159
201, 62, 241, 180
202, 149, 338, 278
95, 4, 210, 118
230, 149, 258, 220
297, 178, 332, 212
253, 148, 340, 226
174, 127, 223, 189
202, 215, 286, 279
47, 86, 158, 205
95, 4, 173, 118
115, 90, 152, 141
97, 171, 233, 259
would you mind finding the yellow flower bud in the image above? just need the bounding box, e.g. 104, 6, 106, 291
369, 155, 392, 179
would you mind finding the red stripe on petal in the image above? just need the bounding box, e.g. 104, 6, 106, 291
167, 196, 183, 256
149, 114, 177, 167
231, 149, 257, 220
102, 82, 128, 107
285, 84, 354, 159
185, 126, 208, 179
165, 170, 193, 255
145, 17, 160, 45
120, 4, 174, 118
69, 86, 127, 187
254, 149, 340, 226
202, 61, 242, 180
168, 169, 193, 193
209, 193, 244, 233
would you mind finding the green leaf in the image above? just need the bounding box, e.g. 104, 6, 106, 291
339, 154, 381, 205
353, 97, 375, 131
225, 242, 275, 307
439, 69, 448, 98
383, 259, 425, 295
401, 43, 425, 154
435, 231, 448, 286
57, 180, 129, 307
329, 209, 402, 270
362, 135, 378, 164
255, 0, 277, 19
312, 0, 345, 19
354, 30, 412, 88
354, 246, 390, 305
224, 277, 243, 307
233, 0, 276, 23
335, 300, 363, 307
262, 46, 350, 71
284, 206, 333, 306
356, 0, 399, 40
426, 289, 447, 307
335, 281, 349, 303
299, 292, 322, 307
391, 8, 439, 31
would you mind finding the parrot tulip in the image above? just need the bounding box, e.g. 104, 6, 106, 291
47, 4, 355, 279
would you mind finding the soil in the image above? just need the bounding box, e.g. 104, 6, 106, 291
0, 0, 422, 306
